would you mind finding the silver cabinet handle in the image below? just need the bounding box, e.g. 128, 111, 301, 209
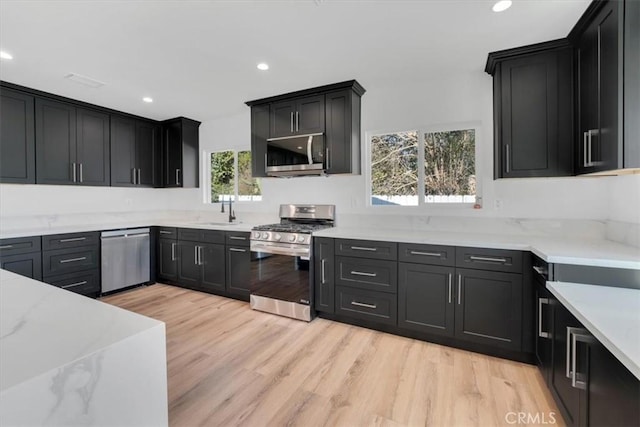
290, 111, 294, 133
448, 273, 452, 304
350, 270, 377, 277
159, 230, 172, 235
350, 246, 377, 252
60, 237, 86, 243
410, 250, 441, 257
0, 245, 14, 249
198, 246, 203, 265
572, 330, 595, 390
532, 265, 547, 276
176, 168, 181, 186
79, 163, 83, 183
229, 236, 246, 240
137, 168, 141, 185
60, 256, 87, 264
538, 298, 550, 338
565, 326, 585, 379
457, 274, 462, 305
505, 144, 510, 174
171, 242, 176, 261
583, 131, 588, 167
351, 301, 377, 309
296, 111, 300, 132
131, 168, 136, 184
72, 162, 77, 182
469, 255, 507, 263
194, 246, 199, 265
229, 248, 246, 253
325, 147, 330, 170
321, 259, 326, 284
588, 130, 593, 166
62, 280, 87, 289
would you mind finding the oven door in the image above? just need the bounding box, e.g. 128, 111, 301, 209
249, 243, 311, 306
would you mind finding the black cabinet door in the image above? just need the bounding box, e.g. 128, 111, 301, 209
398, 263, 455, 337
135, 121, 158, 187
270, 100, 296, 138
586, 339, 640, 427
157, 238, 177, 282
0, 252, 42, 280
535, 280, 554, 385
550, 299, 582, 427
314, 237, 335, 313
295, 95, 325, 135
0, 88, 35, 183
177, 241, 200, 289
250, 105, 269, 177
76, 108, 110, 186
110, 115, 137, 187
576, 23, 599, 175
163, 120, 182, 187
498, 48, 573, 178
454, 268, 522, 351
226, 245, 250, 299
325, 89, 354, 174
35, 98, 77, 184
200, 243, 225, 293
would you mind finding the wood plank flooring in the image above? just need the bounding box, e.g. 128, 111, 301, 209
101, 284, 563, 427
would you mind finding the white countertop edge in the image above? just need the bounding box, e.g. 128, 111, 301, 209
546, 281, 640, 381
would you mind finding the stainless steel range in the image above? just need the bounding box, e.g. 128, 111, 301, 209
249, 204, 335, 321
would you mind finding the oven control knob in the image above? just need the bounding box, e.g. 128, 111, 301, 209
261, 232, 269, 239
274, 233, 281, 241
297, 236, 305, 243
253, 232, 261, 239
288, 235, 296, 242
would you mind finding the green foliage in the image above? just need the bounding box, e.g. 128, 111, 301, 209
211, 151, 234, 202
238, 151, 261, 197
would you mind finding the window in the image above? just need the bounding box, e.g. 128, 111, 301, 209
369, 126, 476, 206
210, 150, 262, 203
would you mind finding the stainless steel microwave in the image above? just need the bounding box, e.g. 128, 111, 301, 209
265, 134, 325, 177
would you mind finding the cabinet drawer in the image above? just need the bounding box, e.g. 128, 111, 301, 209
455, 247, 522, 273
158, 227, 177, 239
178, 228, 225, 244
42, 232, 99, 250
336, 256, 397, 293
46, 270, 100, 297
336, 286, 397, 326
43, 247, 99, 277
335, 239, 397, 260
398, 243, 455, 266
226, 231, 250, 246
0, 236, 41, 256
0, 252, 42, 280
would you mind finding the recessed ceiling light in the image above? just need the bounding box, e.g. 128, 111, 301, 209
492, 0, 512, 12
142, 97, 153, 103
0, 51, 13, 60
257, 63, 269, 71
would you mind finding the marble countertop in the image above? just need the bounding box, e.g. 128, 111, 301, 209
0, 269, 164, 392
313, 227, 640, 270
547, 281, 640, 380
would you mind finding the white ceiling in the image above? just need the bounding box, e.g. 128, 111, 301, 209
0, 0, 590, 123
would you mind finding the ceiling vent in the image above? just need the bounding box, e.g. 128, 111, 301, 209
64, 73, 105, 88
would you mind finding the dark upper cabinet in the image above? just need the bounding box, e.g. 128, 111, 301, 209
161, 117, 200, 188
314, 237, 335, 313
76, 108, 110, 186
110, 115, 159, 187
0, 88, 35, 183
270, 95, 324, 138
572, 0, 639, 173
35, 98, 77, 185
246, 80, 365, 177
486, 40, 574, 178
398, 263, 455, 337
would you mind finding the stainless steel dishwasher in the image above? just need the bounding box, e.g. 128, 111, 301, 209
101, 228, 150, 293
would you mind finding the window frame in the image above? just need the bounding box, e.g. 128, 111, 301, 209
203, 149, 262, 205
365, 121, 481, 209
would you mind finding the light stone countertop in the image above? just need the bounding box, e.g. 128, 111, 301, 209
0, 269, 164, 392
547, 281, 640, 380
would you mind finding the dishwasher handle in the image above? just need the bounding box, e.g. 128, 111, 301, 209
101, 228, 150, 239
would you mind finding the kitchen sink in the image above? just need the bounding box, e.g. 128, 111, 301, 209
191, 222, 239, 226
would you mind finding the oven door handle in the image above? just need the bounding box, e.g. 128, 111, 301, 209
250, 243, 310, 258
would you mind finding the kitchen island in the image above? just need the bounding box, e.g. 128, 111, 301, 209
0, 269, 168, 426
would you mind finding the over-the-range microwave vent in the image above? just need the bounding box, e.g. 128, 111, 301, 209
64, 73, 105, 88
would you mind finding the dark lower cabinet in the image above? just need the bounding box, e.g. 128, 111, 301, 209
314, 237, 335, 313
177, 241, 200, 288
226, 245, 250, 299
535, 280, 554, 385
454, 268, 523, 351
335, 285, 397, 326
398, 263, 455, 337
0, 88, 35, 184
176, 240, 225, 293
0, 252, 42, 280
157, 238, 178, 282
47, 270, 100, 298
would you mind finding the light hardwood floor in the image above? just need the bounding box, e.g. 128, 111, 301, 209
101, 284, 563, 427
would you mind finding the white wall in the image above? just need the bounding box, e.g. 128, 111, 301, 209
197, 70, 618, 222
